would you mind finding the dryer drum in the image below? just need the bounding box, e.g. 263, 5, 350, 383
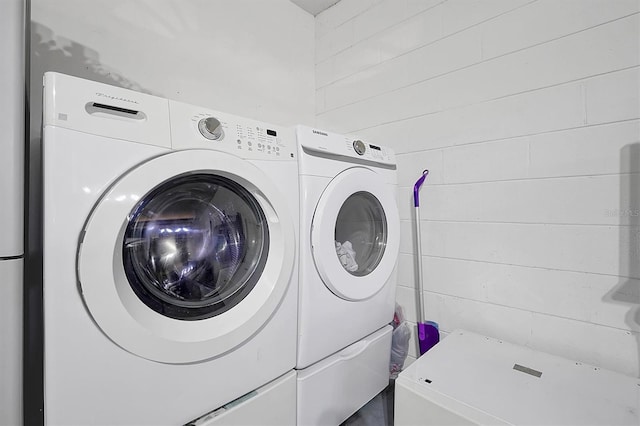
122, 173, 270, 321
334, 191, 387, 277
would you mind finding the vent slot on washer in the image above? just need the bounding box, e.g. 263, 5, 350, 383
513, 363, 542, 378
85, 102, 147, 121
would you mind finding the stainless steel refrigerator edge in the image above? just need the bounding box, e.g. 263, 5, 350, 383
0, 0, 25, 425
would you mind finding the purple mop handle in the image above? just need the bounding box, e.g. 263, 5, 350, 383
413, 170, 429, 207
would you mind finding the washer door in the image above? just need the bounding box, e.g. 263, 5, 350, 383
77, 150, 295, 364
311, 167, 399, 301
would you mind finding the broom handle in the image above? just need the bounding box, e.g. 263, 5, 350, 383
413, 170, 429, 325
415, 206, 425, 324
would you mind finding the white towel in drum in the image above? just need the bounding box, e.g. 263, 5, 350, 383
335, 240, 358, 272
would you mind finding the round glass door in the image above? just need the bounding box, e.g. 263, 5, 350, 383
77, 150, 295, 363
334, 191, 387, 276
123, 174, 269, 321
311, 167, 400, 301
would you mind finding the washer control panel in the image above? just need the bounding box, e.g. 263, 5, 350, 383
170, 101, 295, 161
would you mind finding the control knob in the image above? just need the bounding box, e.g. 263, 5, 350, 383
198, 117, 225, 141
353, 139, 366, 155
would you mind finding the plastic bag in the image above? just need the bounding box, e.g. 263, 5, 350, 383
389, 303, 411, 379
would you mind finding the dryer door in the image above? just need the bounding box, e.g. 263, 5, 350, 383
311, 167, 399, 301
77, 149, 295, 364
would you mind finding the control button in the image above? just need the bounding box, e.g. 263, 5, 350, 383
237, 139, 242, 144
198, 117, 225, 141
353, 140, 366, 155
248, 141, 252, 146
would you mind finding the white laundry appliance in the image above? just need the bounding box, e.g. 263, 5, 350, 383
395, 330, 640, 425
0, 1, 24, 425
41, 72, 299, 425
295, 125, 400, 425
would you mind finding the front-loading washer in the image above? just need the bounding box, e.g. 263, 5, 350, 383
41, 72, 298, 425
295, 125, 400, 425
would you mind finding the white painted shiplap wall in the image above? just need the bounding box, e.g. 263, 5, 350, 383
31, 0, 315, 126
315, 0, 640, 376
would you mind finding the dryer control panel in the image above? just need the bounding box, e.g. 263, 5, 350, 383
170, 100, 296, 161
296, 125, 395, 167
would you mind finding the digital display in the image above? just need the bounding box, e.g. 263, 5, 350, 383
267, 129, 277, 137
369, 144, 381, 151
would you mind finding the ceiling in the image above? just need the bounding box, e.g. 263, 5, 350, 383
290, 0, 341, 16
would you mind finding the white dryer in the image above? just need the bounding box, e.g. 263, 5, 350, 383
295, 125, 400, 425
41, 72, 298, 425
